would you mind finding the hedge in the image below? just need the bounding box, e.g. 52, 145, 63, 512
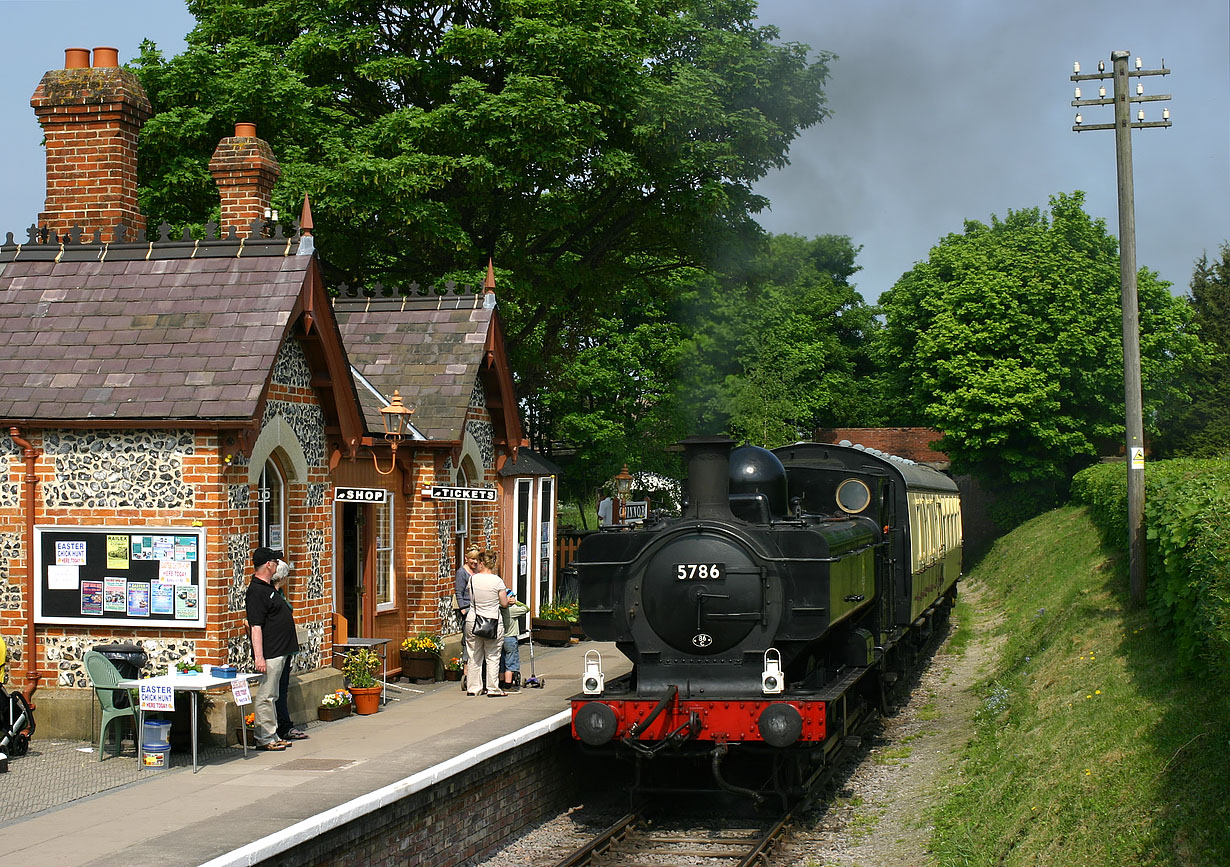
1071, 459, 1230, 676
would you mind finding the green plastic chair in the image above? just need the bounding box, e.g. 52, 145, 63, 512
83, 651, 137, 760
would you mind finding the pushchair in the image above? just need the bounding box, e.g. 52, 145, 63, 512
0, 635, 35, 770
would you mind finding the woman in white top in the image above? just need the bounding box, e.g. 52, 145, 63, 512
465, 550, 511, 696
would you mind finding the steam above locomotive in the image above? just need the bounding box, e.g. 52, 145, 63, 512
569, 435, 961, 802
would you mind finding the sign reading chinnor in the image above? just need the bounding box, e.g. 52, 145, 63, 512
422, 485, 498, 502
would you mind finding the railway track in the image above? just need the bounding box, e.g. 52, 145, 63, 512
548, 804, 799, 867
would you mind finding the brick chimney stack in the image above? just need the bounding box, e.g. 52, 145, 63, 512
209, 123, 280, 238
31, 47, 152, 242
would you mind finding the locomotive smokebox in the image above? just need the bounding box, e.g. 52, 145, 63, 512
680, 435, 736, 521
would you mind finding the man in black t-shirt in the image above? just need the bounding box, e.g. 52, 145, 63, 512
246, 547, 298, 750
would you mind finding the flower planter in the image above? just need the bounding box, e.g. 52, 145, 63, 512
235, 727, 254, 744
570, 622, 587, 641
399, 650, 439, 681
531, 617, 573, 647
443, 669, 462, 681
349, 685, 382, 715
318, 704, 352, 722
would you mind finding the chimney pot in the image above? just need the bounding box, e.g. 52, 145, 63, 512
234, 122, 257, 138
64, 48, 90, 69
92, 47, 120, 68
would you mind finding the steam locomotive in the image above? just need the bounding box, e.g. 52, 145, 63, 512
569, 436, 962, 802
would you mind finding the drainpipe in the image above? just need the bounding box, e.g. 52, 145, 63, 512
9, 428, 41, 705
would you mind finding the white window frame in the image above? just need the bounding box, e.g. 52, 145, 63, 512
375, 490, 396, 611
258, 459, 286, 551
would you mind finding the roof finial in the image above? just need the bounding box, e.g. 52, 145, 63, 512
299, 194, 314, 235
483, 257, 497, 309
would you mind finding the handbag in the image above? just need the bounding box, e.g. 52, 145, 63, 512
468, 576, 499, 639
472, 613, 499, 639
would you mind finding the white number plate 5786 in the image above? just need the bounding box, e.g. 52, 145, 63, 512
675, 563, 724, 580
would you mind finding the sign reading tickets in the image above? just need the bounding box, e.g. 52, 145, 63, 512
139, 681, 175, 712
422, 485, 498, 502
231, 678, 252, 707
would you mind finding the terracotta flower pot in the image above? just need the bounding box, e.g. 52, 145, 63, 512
349, 685, 382, 715
317, 704, 352, 721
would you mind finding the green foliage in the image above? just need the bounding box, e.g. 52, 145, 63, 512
130, 0, 833, 495
1072, 459, 1230, 677
1155, 242, 1230, 457
341, 646, 381, 688
877, 192, 1198, 503
677, 233, 883, 446
932, 507, 1230, 863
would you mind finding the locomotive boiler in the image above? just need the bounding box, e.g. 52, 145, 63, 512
569, 435, 962, 802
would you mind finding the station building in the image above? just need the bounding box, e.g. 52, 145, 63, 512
0, 48, 555, 737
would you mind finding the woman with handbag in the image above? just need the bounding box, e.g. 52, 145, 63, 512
465, 549, 510, 697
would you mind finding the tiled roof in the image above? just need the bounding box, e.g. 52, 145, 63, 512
334, 294, 493, 443
0, 256, 310, 421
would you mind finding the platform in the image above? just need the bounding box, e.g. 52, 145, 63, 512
0, 639, 628, 866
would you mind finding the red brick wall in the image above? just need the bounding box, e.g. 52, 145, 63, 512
815, 427, 950, 464
209, 126, 280, 238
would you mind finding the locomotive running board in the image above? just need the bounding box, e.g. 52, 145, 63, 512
814, 665, 872, 702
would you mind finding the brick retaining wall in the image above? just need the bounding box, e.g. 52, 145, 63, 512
265, 728, 599, 866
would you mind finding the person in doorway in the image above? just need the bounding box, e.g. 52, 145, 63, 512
246, 547, 298, 751
272, 569, 309, 741
454, 546, 481, 690
499, 589, 530, 693
464, 549, 510, 697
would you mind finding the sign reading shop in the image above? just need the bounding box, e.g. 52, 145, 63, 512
422, 485, 498, 502
335, 487, 390, 504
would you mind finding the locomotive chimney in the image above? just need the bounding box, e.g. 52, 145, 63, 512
680, 435, 736, 521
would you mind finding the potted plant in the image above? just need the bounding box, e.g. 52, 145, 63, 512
443, 656, 463, 681
317, 689, 352, 721
235, 711, 255, 743
532, 598, 577, 647
399, 633, 442, 681
341, 647, 383, 714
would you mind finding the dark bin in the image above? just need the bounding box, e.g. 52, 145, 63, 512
92, 643, 148, 679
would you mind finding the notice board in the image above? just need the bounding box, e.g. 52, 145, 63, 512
34, 525, 207, 629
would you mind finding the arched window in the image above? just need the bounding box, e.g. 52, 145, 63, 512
455, 464, 470, 541
258, 458, 286, 550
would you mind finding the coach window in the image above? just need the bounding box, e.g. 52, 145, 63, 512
375, 490, 395, 610
258, 459, 286, 550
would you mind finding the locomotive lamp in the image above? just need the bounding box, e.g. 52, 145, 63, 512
761, 648, 784, 695
613, 464, 633, 525
373, 390, 414, 476
582, 649, 605, 695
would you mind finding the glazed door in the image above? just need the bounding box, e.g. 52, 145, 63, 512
340, 503, 377, 636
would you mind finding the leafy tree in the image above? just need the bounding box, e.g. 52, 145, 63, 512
877, 191, 1198, 512
130, 0, 833, 483
1153, 243, 1230, 456
678, 233, 883, 446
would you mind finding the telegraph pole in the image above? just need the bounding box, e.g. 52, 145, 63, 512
1071, 52, 1171, 605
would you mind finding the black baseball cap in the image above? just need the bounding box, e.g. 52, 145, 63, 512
253, 547, 284, 569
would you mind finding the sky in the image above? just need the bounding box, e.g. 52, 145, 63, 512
1, 1, 1226, 304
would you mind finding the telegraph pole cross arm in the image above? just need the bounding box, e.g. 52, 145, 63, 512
1069, 51, 1172, 606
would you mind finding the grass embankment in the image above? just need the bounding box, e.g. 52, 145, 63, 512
931, 505, 1230, 865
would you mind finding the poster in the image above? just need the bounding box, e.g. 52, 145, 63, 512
231, 678, 252, 706
56, 540, 87, 565
174, 584, 199, 619
104, 576, 127, 612
158, 560, 191, 583
139, 682, 175, 712
127, 581, 150, 617
106, 535, 129, 570
151, 581, 174, 615
80, 580, 103, 615
174, 536, 198, 561
47, 564, 80, 590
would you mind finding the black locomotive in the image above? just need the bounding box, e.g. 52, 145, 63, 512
569, 435, 961, 802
